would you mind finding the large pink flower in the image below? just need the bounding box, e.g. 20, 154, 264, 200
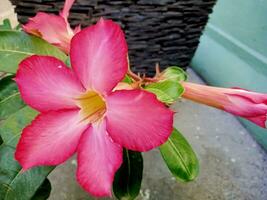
182, 82, 267, 128
23, 0, 80, 53
15, 19, 173, 197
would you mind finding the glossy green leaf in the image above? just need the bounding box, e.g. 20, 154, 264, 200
113, 149, 143, 200
160, 128, 199, 182
0, 145, 53, 200
145, 80, 184, 104
0, 30, 67, 73
0, 98, 52, 200
160, 66, 187, 82
31, 179, 51, 200
0, 76, 25, 121
0, 19, 12, 30
0, 106, 37, 148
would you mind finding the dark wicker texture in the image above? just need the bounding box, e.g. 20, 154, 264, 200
10, 0, 216, 75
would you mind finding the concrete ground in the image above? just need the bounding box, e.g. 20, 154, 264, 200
48, 69, 267, 200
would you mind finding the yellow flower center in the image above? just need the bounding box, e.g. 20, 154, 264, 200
76, 91, 106, 123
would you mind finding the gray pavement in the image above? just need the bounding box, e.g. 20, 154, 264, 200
48, 68, 267, 200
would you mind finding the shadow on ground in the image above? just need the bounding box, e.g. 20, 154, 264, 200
48, 69, 267, 200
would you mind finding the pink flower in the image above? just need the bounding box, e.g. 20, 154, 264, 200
15, 19, 173, 197
182, 82, 267, 128
23, 0, 80, 53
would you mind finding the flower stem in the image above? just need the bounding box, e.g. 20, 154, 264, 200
127, 69, 142, 82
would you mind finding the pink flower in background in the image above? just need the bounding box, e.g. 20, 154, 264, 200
182, 82, 267, 128
15, 19, 173, 197
23, 0, 80, 53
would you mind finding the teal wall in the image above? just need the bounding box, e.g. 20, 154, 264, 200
191, 0, 267, 148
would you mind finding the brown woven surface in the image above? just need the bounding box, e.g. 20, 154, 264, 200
10, 0, 216, 75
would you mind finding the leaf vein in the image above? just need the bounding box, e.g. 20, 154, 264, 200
168, 138, 191, 177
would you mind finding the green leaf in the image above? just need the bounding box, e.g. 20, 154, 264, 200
113, 149, 143, 200
160, 128, 199, 182
0, 76, 16, 99
64, 57, 71, 67
0, 105, 52, 200
0, 106, 37, 148
122, 75, 133, 84
0, 98, 52, 200
0, 30, 67, 73
0, 76, 25, 121
0, 145, 53, 200
31, 179, 51, 200
0, 19, 12, 30
160, 66, 187, 82
144, 80, 184, 104
15, 25, 22, 31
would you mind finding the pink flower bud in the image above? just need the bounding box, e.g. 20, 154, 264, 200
182, 82, 267, 128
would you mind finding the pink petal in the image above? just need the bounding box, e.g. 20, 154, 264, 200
230, 87, 267, 104
73, 24, 81, 34
15, 55, 85, 112
70, 18, 128, 94
60, 0, 76, 20
23, 12, 73, 53
246, 115, 267, 128
106, 90, 174, 151
15, 110, 88, 170
225, 94, 267, 117
76, 120, 122, 197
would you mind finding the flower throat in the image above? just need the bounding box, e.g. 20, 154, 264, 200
76, 91, 106, 123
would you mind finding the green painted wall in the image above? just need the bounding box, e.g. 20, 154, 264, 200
191, 0, 267, 148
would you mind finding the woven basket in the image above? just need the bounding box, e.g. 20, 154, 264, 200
10, 0, 216, 75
